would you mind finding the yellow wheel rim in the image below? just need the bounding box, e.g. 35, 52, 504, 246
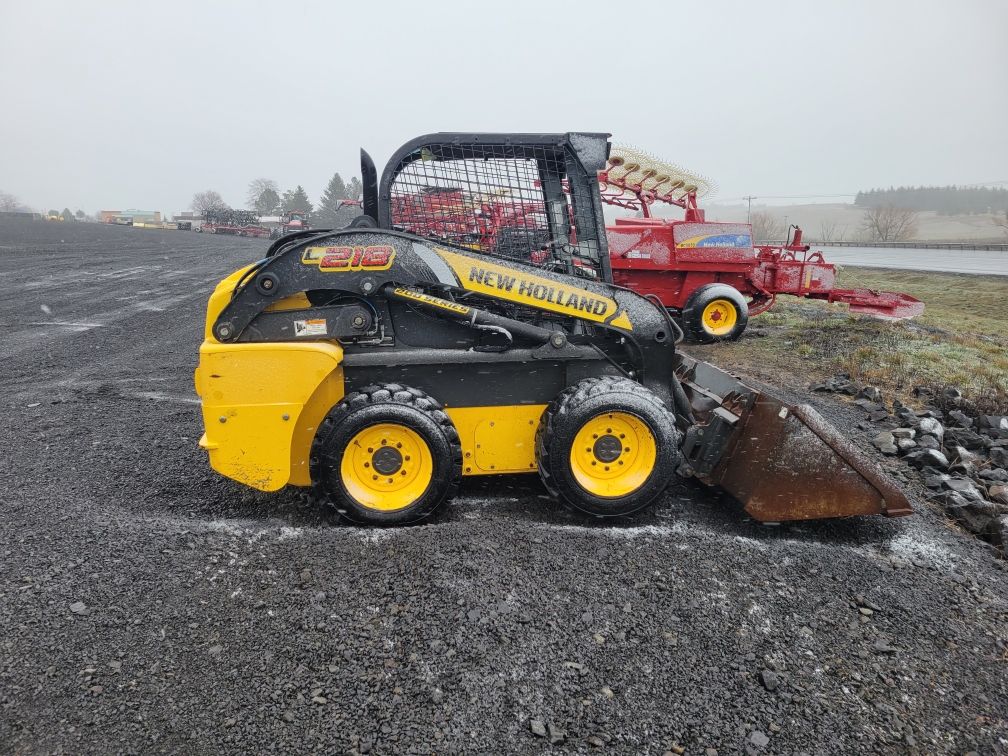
701, 299, 738, 335
569, 412, 657, 498
340, 423, 433, 510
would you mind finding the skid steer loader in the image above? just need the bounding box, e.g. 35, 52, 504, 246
194, 133, 912, 525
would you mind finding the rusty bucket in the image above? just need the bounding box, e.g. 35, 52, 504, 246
675, 354, 913, 522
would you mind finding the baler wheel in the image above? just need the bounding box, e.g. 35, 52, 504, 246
310, 384, 462, 525
535, 377, 680, 518
682, 283, 749, 343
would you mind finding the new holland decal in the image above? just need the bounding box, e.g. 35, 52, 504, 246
436, 249, 631, 330
302, 245, 395, 271
677, 234, 752, 249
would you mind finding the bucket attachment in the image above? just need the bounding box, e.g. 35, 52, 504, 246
675, 354, 913, 521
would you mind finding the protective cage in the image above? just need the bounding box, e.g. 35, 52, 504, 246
378, 133, 613, 281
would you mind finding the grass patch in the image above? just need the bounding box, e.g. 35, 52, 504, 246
692, 267, 1008, 414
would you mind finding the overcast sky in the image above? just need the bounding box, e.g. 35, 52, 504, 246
1, 0, 1005, 215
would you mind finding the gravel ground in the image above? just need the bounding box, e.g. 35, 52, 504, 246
2, 220, 1006, 756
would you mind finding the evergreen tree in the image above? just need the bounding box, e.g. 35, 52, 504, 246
316, 173, 363, 228
61, 207, 74, 221
253, 188, 281, 215
281, 186, 313, 214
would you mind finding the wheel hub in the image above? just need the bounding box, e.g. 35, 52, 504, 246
569, 412, 657, 498
593, 434, 622, 463
371, 446, 403, 475
340, 424, 432, 510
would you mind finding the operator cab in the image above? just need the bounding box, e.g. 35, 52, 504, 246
359, 133, 614, 282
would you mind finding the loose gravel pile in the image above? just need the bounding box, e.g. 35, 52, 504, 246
2, 221, 1006, 755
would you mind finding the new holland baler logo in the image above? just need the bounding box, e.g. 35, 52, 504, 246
436, 249, 632, 330
302, 245, 396, 271
677, 234, 752, 249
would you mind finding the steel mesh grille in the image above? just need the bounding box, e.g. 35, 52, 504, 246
387, 143, 602, 278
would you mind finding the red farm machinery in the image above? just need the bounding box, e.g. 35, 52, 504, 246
199, 209, 271, 238
599, 146, 924, 342
381, 144, 923, 343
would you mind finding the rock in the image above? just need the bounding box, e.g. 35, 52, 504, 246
916, 417, 944, 443
873, 638, 896, 654
977, 415, 1008, 431
857, 386, 882, 403
208, 645, 222, 656
750, 730, 770, 748
979, 468, 1008, 482
282, 711, 294, 722
948, 410, 973, 428
916, 434, 940, 450
588, 735, 604, 747
942, 477, 980, 495
988, 485, 1008, 506
945, 496, 992, 534
601, 686, 614, 698
891, 428, 916, 439
924, 473, 949, 489
758, 669, 779, 691
984, 515, 1008, 546
855, 593, 882, 611
952, 445, 980, 464
705, 749, 719, 756
872, 432, 897, 455
548, 722, 565, 745
224, 717, 236, 728
311, 695, 327, 705
431, 688, 444, 704
990, 447, 1008, 468
835, 380, 859, 396
966, 499, 996, 517
69, 601, 88, 615
467, 608, 481, 622
942, 387, 962, 405
868, 409, 891, 422
905, 449, 949, 471
593, 633, 606, 644
912, 386, 933, 398
896, 438, 917, 454
944, 427, 986, 450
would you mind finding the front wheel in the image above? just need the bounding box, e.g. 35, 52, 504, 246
310, 384, 462, 525
535, 377, 680, 518
682, 283, 749, 343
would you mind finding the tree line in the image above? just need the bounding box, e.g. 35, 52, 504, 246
191, 173, 363, 228
854, 185, 1008, 215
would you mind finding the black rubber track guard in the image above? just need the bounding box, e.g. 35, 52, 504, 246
535, 376, 680, 518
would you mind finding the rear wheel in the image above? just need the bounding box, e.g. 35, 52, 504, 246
535, 377, 680, 518
682, 283, 748, 343
310, 384, 462, 525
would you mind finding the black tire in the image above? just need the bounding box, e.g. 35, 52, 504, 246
535, 377, 680, 518
310, 384, 462, 525
682, 283, 749, 343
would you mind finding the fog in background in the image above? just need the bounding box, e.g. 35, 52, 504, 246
1, 0, 1006, 215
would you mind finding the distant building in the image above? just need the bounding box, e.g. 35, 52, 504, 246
100, 209, 161, 224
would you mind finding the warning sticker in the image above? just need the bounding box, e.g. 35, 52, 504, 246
294, 319, 327, 337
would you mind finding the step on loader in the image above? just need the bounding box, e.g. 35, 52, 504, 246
194, 133, 912, 525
